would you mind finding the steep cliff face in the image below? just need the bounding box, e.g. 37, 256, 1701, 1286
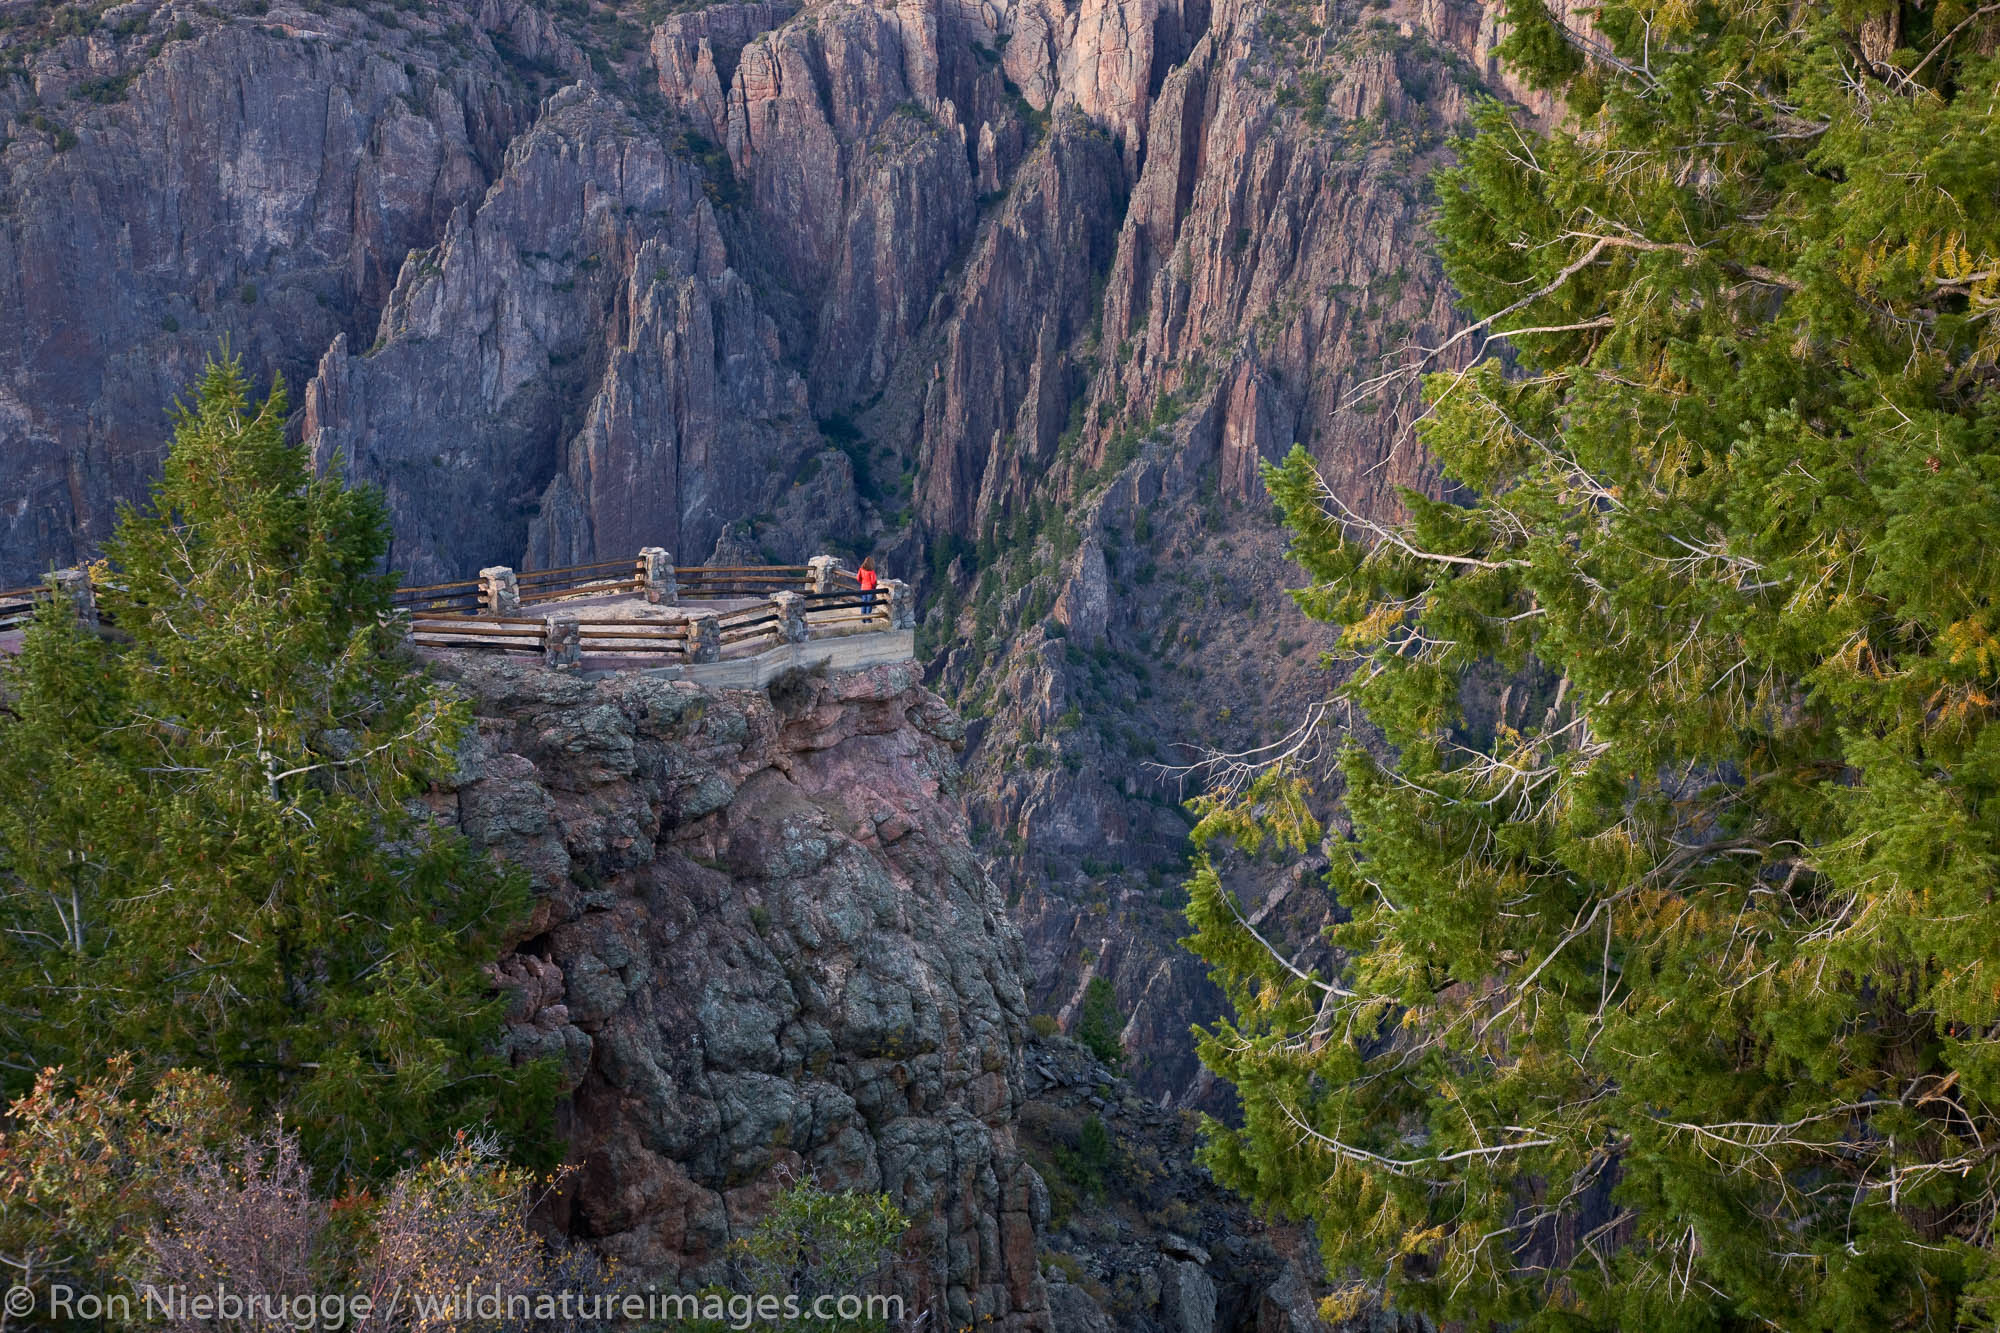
920, 0, 1504, 1106
0, 0, 576, 585
301, 83, 846, 582
0, 0, 1534, 1111
436, 654, 1051, 1329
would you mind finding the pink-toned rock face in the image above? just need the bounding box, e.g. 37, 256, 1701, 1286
439, 654, 1050, 1330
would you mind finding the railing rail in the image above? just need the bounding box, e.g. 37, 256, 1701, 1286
515, 558, 639, 581
389, 578, 483, 616
518, 580, 638, 606
408, 617, 545, 654
519, 568, 640, 583
0, 585, 46, 631
575, 621, 688, 658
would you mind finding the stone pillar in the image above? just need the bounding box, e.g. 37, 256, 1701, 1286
543, 616, 581, 670
49, 567, 96, 628
481, 565, 520, 616
883, 579, 915, 630
771, 590, 809, 644
686, 612, 720, 663
806, 554, 840, 595
640, 547, 677, 605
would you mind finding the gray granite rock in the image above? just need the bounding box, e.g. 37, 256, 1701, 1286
434, 653, 1052, 1329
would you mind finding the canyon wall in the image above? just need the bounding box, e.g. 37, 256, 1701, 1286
907, 0, 1509, 1106
0, 0, 575, 584
0, 0, 1536, 1202
441, 653, 1052, 1329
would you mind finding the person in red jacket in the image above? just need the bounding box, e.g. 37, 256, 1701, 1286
857, 555, 879, 623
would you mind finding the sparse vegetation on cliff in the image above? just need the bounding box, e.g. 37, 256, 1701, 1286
729, 1178, 910, 1332
1074, 977, 1126, 1069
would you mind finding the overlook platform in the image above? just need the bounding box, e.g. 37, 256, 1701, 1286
0, 551, 916, 683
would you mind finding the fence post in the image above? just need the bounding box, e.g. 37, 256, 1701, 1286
771, 591, 809, 644
481, 566, 520, 615
49, 567, 96, 628
883, 579, 914, 630
543, 616, 581, 670
686, 612, 720, 662
806, 555, 840, 595
640, 547, 677, 605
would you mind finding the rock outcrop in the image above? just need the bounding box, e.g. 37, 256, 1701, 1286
301, 83, 845, 582
433, 653, 1050, 1329
924, 0, 1496, 1108
0, 0, 563, 585
2, 0, 1528, 1178
1019, 1031, 1432, 1333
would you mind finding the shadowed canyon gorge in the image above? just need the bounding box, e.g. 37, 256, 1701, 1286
0, 0, 1531, 1324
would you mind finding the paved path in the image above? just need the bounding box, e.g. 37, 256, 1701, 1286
414, 590, 899, 675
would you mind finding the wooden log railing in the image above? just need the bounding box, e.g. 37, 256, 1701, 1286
802, 589, 888, 633
574, 621, 688, 657
392, 559, 911, 671
674, 566, 815, 599
389, 559, 829, 613
0, 585, 47, 631
408, 616, 546, 653
715, 603, 783, 650
514, 557, 638, 585
518, 580, 641, 607
4, 553, 908, 678
514, 558, 643, 604
389, 579, 483, 615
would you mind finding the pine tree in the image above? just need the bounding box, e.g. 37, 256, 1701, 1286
1184, 3, 2000, 1327
0, 356, 554, 1181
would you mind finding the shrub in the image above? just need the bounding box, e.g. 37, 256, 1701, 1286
735, 1175, 909, 1331
0, 1064, 601, 1322
1054, 1113, 1116, 1200
1074, 978, 1125, 1067
0, 1057, 243, 1295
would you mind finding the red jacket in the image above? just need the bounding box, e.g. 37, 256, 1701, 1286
857, 567, 878, 590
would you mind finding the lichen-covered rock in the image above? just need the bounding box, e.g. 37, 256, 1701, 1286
436, 654, 1050, 1330
1159, 1260, 1218, 1333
